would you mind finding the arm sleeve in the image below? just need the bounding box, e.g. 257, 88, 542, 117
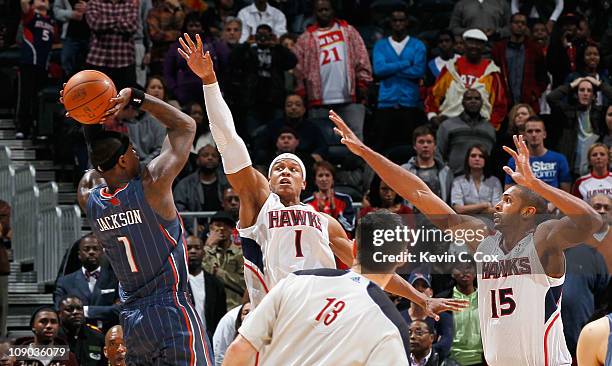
213, 308, 239, 366
86, 304, 120, 322
511, 0, 519, 14
433, 312, 454, 359
237, 10, 250, 44
449, 2, 465, 36
373, 41, 408, 78
53, 0, 73, 23
451, 178, 464, 206
238, 277, 287, 351
504, 158, 516, 185
435, 123, 449, 161
398, 42, 426, 80
53, 277, 68, 309
273, 10, 286, 38
491, 177, 502, 205
558, 155, 572, 183
550, 0, 564, 21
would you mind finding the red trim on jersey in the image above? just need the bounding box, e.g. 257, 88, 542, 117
591, 171, 612, 179
244, 262, 270, 293
543, 312, 561, 366
160, 224, 178, 247
100, 183, 129, 198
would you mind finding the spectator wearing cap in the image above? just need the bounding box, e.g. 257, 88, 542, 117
186, 235, 227, 339
409, 320, 441, 366
491, 12, 548, 113
371, 6, 426, 154
293, 0, 372, 141
237, 0, 286, 44
449, 0, 511, 41
202, 212, 246, 309
401, 272, 454, 361
53, 234, 120, 333
174, 144, 229, 233
438, 260, 483, 366
547, 13, 588, 88
425, 29, 508, 130
13, 307, 79, 365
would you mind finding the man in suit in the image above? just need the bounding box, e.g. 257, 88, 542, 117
54, 234, 120, 332
187, 235, 227, 339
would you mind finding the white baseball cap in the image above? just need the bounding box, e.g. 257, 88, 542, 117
463, 29, 488, 42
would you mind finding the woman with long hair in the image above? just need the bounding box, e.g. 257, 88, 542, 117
566, 43, 610, 106
359, 174, 412, 218
303, 161, 355, 235
451, 144, 502, 215
572, 143, 612, 201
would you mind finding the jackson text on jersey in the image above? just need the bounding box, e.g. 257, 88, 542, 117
96, 209, 143, 232
268, 209, 323, 232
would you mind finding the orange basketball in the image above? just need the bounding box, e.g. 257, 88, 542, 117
62, 70, 117, 124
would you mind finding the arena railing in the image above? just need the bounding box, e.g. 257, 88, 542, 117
14, 164, 35, 191
0, 164, 15, 206
38, 205, 82, 284
0, 146, 11, 167
38, 181, 58, 211
12, 184, 39, 264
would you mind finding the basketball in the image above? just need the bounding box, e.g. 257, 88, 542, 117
62, 70, 117, 124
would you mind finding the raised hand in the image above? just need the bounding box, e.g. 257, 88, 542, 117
328, 110, 366, 157
178, 33, 216, 84
503, 135, 537, 188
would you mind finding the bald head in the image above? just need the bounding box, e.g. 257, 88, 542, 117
590, 194, 612, 225
104, 325, 126, 366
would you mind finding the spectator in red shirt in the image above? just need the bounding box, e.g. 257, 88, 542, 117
572, 143, 612, 201
293, 0, 372, 140
303, 160, 355, 235
491, 13, 548, 113
359, 174, 413, 218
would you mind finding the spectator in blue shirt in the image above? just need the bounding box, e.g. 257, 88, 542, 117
504, 115, 572, 192
372, 6, 426, 154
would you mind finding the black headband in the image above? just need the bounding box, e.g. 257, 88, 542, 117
95, 135, 130, 173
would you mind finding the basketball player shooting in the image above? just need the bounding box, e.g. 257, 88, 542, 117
63, 83, 213, 365
329, 112, 607, 366
177, 33, 467, 317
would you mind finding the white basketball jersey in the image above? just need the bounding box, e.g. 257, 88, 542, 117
238, 193, 336, 307
476, 232, 572, 366
238, 269, 410, 365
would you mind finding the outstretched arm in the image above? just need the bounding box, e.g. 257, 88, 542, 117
502, 136, 604, 251
328, 111, 487, 252
326, 215, 467, 319
178, 33, 269, 227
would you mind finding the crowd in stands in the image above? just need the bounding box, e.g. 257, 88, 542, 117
1, 0, 612, 364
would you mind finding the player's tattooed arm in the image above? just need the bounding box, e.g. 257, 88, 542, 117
77, 169, 105, 212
